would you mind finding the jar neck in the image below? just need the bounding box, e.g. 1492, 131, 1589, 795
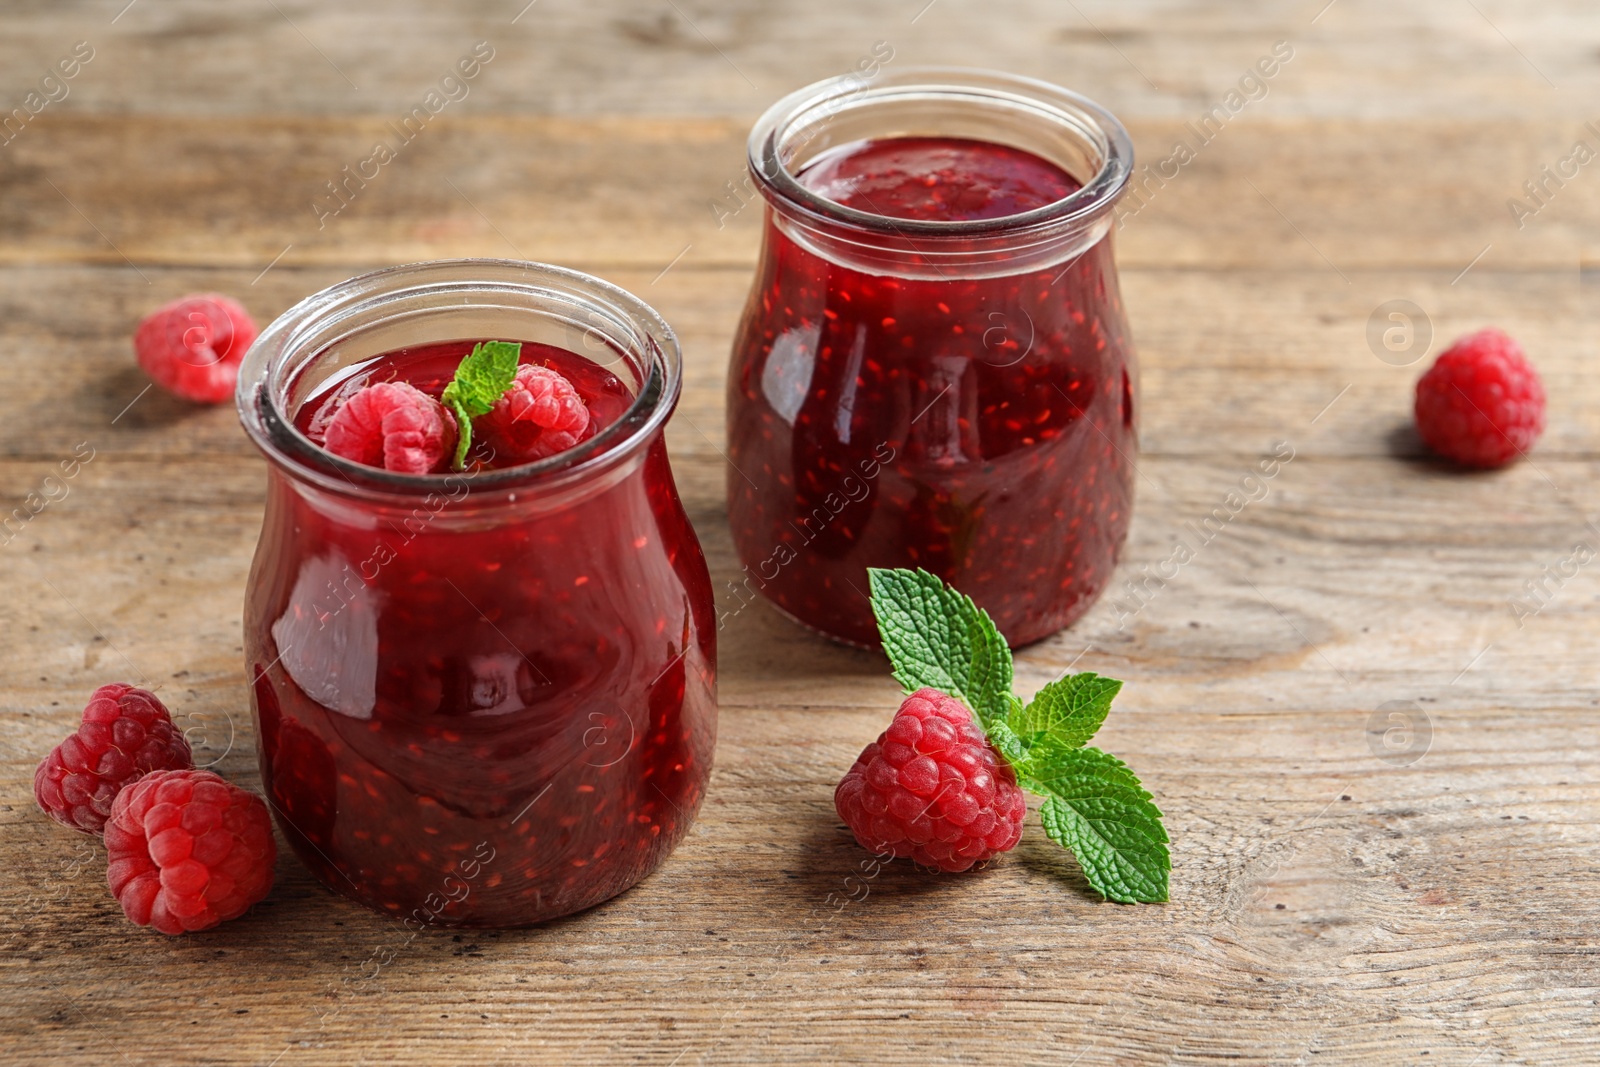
748, 67, 1132, 280
236, 259, 681, 510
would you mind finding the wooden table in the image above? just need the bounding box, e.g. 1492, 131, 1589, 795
3, 2, 1598, 1063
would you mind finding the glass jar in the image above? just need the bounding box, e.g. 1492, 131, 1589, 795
726, 68, 1137, 647
236, 260, 716, 927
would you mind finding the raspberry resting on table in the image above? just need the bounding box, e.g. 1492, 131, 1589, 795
105, 769, 276, 935
835, 687, 1027, 872
133, 294, 258, 404
1414, 327, 1545, 468
321, 380, 455, 474
478, 363, 592, 463
34, 683, 193, 834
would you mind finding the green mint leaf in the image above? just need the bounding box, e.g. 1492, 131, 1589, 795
867, 567, 1013, 730
441, 340, 521, 416
1008, 672, 1121, 758
447, 398, 474, 471
439, 341, 521, 470
1028, 747, 1170, 904
985, 719, 1029, 767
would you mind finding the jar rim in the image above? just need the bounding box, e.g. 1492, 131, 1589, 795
235, 258, 682, 500
748, 66, 1133, 243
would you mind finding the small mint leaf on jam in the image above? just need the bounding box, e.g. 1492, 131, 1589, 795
866, 567, 1012, 731
1027, 747, 1170, 904
440, 340, 521, 470
865, 567, 1169, 904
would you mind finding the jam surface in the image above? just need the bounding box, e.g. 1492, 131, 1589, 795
249, 340, 716, 926
296, 339, 636, 472
726, 136, 1136, 647
799, 135, 1079, 222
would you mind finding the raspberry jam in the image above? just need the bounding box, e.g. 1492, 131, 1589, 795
237, 262, 716, 927
727, 72, 1138, 647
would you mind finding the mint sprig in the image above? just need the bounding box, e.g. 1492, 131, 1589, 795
868, 568, 1013, 731
866, 567, 1171, 904
439, 340, 521, 470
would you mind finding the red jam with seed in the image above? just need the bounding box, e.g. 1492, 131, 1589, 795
726, 136, 1136, 646
246, 339, 716, 926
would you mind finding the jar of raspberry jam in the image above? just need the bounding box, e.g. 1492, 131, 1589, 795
236, 260, 716, 927
726, 69, 1137, 647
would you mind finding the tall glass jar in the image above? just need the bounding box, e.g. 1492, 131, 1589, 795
726, 68, 1137, 647
236, 260, 716, 927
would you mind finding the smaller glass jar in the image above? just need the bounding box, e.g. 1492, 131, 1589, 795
236, 260, 716, 927
726, 68, 1138, 647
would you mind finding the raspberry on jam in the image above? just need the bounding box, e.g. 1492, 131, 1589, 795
319, 381, 456, 474
478, 363, 593, 463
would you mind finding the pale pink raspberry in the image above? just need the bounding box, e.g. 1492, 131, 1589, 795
321, 381, 454, 474
479, 363, 591, 463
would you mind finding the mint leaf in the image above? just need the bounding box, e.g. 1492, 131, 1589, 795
1028, 747, 1170, 904
1009, 672, 1121, 757
867, 567, 1012, 730
441, 340, 520, 417
439, 341, 521, 470
985, 719, 1029, 767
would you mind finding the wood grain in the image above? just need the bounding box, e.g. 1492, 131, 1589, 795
3, 2, 1600, 1066
2, 0, 1598, 120
1, 116, 1596, 271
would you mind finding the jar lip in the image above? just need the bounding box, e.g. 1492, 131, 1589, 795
236, 258, 681, 500
749, 66, 1133, 241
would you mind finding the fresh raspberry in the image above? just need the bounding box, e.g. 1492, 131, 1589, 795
133, 294, 258, 404
1415, 328, 1545, 468
321, 381, 455, 474
105, 769, 276, 935
34, 684, 193, 834
478, 363, 591, 463
835, 688, 1026, 872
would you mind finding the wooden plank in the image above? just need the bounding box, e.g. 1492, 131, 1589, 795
1, 0, 1597, 120
1, 117, 1596, 272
